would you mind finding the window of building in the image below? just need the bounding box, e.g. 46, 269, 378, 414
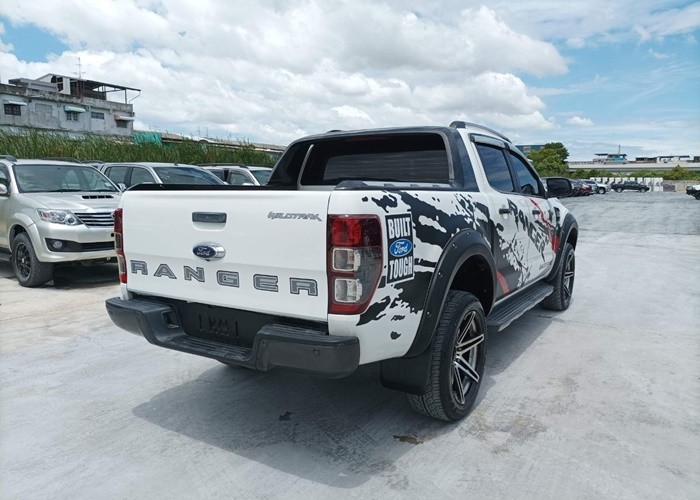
66, 111, 80, 122
509, 152, 543, 197
4, 104, 22, 116
476, 144, 515, 192
91, 111, 105, 119
116, 120, 129, 128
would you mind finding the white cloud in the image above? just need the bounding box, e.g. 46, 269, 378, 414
648, 49, 672, 59
0, 1, 570, 144
567, 116, 595, 127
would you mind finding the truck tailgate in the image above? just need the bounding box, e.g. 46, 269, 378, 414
121, 190, 331, 321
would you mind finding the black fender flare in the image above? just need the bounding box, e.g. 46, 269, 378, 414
380, 229, 495, 395
546, 213, 578, 282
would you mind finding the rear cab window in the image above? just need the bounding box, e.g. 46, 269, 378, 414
294, 132, 476, 190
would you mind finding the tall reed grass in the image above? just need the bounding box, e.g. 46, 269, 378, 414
0, 129, 276, 166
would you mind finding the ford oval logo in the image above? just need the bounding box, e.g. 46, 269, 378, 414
389, 238, 413, 257
193, 244, 225, 261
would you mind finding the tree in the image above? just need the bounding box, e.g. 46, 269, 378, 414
528, 142, 570, 176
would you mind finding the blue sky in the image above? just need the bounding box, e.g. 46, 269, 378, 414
0, 1, 698, 160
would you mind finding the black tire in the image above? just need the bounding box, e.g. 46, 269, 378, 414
694, 193, 700, 200
540, 242, 575, 311
598, 187, 605, 194
615, 187, 622, 193
11, 233, 54, 287
406, 291, 487, 421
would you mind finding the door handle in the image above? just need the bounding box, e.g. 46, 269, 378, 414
532, 209, 541, 216
499, 207, 511, 215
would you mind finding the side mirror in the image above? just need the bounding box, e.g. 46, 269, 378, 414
546, 178, 573, 198
0, 184, 8, 196
117, 183, 127, 191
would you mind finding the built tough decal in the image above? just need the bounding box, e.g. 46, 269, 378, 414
386, 213, 414, 284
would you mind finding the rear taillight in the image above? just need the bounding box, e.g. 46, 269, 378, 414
114, 208, 126, 284
328, 215, 382, 315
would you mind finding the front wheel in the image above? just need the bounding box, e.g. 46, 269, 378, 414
598, 187, 606, 194
406, 291, 487, 421
615, 187, 623, 193
11, 233, 54, 287
540, 243, 575, 311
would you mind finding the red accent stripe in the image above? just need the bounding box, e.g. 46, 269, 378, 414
496, 271, 509, 295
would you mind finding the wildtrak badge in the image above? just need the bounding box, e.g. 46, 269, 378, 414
386, 214, 414, 284
268, 212, 322, 221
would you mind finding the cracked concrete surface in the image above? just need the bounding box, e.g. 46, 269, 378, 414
1, 192, 698, 498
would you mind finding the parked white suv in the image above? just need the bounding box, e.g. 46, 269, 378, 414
0, 157, 120, 286
200, 164, 273, 185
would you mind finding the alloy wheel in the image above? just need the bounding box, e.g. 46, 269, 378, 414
15, 243, 31, 278
563, 251, 575, 302
451, 311, 484, 405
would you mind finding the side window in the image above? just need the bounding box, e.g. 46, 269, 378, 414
509, 152, 543, 197
227, 171, 253, 185
130, 167, 155, 185
476, 144, 515, 192
105, 166, 128, 185
0, 167, 9, 188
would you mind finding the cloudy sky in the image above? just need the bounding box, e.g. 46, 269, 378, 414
1, 0, 698, 160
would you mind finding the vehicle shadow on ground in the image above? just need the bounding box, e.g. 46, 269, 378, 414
0, 261, 118, 288
52, 262, 119, 288
132, 309, 557, 488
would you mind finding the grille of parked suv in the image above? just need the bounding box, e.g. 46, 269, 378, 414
81, 195, 115, 200
74, 211, 115, 227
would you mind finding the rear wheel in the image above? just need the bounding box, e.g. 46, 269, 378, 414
11, 233, 54, 287
615, 187, 623, 193
540, 243, 575, 311
406, 291, 486, 421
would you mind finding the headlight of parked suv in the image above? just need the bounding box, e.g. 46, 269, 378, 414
37, 209, 82, 225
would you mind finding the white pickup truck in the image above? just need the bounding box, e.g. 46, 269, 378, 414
106, 122, 578, 421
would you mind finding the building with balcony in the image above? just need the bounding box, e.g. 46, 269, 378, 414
1, 74, 140, 137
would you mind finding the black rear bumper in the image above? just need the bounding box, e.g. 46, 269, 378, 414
105, 297, 360, 378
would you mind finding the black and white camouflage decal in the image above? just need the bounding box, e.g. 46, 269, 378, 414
327, 190, 569, 364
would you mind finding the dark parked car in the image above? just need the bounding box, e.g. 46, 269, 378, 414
686, 184, 700, 199
610, 180, 649, 193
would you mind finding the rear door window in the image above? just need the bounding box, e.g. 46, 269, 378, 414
227, 171, 253, 185
130, 167, 156, 185
104, 166, 128, 185
476, 144, 515, 192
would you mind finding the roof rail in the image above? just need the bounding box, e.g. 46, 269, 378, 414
326, 129, 342, 133
0, 155, 18, 162
449, 121, 511, 143
40, 157, 83, 163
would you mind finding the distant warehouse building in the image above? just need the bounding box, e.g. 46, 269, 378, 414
0, 74, 140, 137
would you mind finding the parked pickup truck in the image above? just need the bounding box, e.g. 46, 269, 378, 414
106, 122, 578, 421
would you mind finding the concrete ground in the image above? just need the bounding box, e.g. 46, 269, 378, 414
1, 192, 698, 499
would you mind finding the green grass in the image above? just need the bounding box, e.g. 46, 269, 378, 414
0, 129, 276, 166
